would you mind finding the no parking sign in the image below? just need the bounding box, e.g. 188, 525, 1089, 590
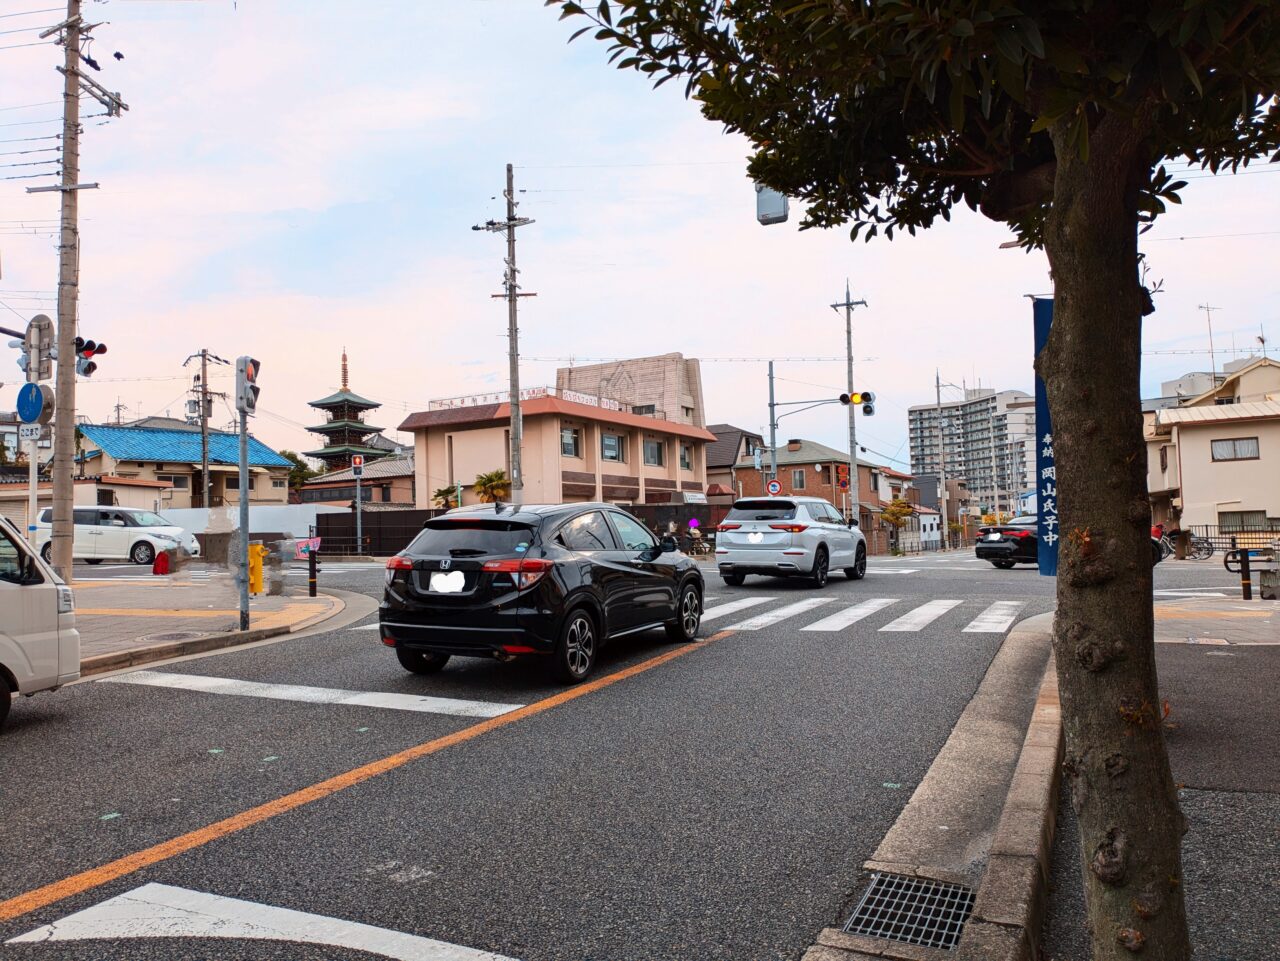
766, 480, 782, 496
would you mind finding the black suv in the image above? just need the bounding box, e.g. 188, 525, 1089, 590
380, 503, 704, 683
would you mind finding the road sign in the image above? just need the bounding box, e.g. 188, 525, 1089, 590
837, 463, 849, 478
839, 480, 849, 490
18, 424, 42, 442
352, 454, 364, 477
766, 479, 782, 495
16, 382, 53, 424
1033, 297, 1059, 577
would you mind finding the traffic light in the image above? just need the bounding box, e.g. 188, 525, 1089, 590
73, 336, 107, 377
839, 390, 875, 414
9, 338, 30, 377
236, 356, 260, 414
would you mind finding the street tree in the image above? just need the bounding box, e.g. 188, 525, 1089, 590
432, 486, 458, 509
549, 2, 1280, 956
277, 450, 319, 491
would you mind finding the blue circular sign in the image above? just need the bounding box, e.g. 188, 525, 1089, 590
16, 382, 45, 423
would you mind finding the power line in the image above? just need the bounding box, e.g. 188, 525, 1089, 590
1143, 230, 1280, 243
0, 40, 53, 51
0, 8, 63, 20
0, 100, 61, 111
0, 133, 59, 144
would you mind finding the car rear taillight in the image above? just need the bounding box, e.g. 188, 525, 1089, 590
716, 523, 741, 532
387, 556, 413, 570
769, 523, 809, 533
1009, 530, 1034, 539
482, 557, 554, 589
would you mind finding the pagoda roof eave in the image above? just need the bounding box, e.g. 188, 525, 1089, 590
308, 389, 380, 410
307, 420, 383, 434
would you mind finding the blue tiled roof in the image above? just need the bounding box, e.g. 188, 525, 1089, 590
79, 424, 292, 468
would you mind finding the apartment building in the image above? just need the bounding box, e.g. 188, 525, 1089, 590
908, 388, 1036, 515
399, 387, 715, 507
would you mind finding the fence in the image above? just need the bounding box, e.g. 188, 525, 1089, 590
315, 509, 446, 556
1185, 524, 1279, 554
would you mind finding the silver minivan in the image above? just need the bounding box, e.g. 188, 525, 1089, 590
715, 496, 867, 587
0, 515, 80, 731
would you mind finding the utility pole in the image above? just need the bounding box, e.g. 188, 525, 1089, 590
49, 0, 82, 581
1199, 303, 1220, 381
831, 281, 867, 521
473, 164, 535, 506
184, 349, 229, 508
935, 369, 950, 551
767, 361, 778, 483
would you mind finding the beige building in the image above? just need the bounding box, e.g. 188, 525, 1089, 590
0, 475, 174, 529
77, 424, 292, 509
399, 387, 716, 507
1146, 357, 1280, 535
555, 352, 706, 427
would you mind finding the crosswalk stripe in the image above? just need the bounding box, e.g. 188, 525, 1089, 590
879, 599, 963, 632
726, 597, 835, 631
100, 671, 523, 718
800, 598, 900, 632
962, 601, 1026, 633
701, 596, 776, 622
865, 569, 919, 575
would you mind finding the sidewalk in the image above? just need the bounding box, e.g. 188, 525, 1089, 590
72, 574, 344, 673
1042, 594, 1279, 959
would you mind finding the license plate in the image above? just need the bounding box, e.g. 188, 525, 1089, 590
986, 533, 1002, 541
428, 571, 466, 593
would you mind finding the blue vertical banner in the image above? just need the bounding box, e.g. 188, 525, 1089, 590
1033, 298, 1059, 577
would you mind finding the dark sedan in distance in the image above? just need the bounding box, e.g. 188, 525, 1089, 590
975, 514, 1166, 569
380, 503, 704, 683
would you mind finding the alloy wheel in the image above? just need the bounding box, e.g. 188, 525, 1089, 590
565, 616, 595, 678
854, 547, 866, 577
814, 549, 828, 587
680, 587, 701, 636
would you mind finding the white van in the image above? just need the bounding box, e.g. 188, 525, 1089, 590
0, 515, 80, 731
35, 506, 201, 565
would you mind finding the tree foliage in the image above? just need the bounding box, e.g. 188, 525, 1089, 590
277, 450, 319, 490
433, 486, 459, 509
881, 496, 914, 529
551, 1, 1280, 244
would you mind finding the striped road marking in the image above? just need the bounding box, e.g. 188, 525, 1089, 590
879, 599, 963, 632
801, 598, 900, 632
7, 883, 515, 960
701, 596, 776, 623
865, 569, 920, 574
961, 601, 1027, 633
100, 671, 522, 719
726, 597, 835, 631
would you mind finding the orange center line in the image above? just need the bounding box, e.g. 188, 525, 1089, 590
0, 631, 730, 923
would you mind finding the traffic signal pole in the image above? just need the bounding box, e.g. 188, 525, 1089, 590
831, 281, 867, 523
238, 406, 249, 631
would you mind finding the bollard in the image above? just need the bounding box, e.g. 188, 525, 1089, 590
248, 542, 270, 596
1231, 536, 1253, 601
308, 544, 319, 598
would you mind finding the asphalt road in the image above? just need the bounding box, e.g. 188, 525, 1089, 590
2, 553, 1245, 960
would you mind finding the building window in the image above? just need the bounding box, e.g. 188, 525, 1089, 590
1159, 446, 1168, 471
631, 404, 656, 416
156, 474, 190, 489
1218, 510, 1268, 532
561, 427, 581, 458
1210, 437, 1259, 461
602, 433, 625, 463
681, 405, 694, 419
272, 479, 287, 489
791, 468, 806, 490
680, 443, 692, 471
643, 439, 664, 466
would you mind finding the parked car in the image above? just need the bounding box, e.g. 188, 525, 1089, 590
380, 503, 704, 684
714, 496, 866, 587
35, 507, 201, 565
0, 515, 80, 731
976, 515, 1166, 568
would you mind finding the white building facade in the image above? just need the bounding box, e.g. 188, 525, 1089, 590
908, 388, 1037, 517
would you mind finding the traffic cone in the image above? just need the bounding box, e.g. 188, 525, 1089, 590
152, 549, 170, 576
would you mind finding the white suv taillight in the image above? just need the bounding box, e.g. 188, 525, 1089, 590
56, 585, 74, 614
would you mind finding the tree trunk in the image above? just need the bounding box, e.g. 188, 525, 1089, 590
1039, 113, 1191, 960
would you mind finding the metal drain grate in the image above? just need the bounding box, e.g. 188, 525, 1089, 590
843, 872, 974, 950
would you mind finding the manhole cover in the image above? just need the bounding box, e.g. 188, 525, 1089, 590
143, 632, 206, 643
843, 872, 974, 950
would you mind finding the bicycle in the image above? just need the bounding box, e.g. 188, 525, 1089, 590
1188, 535, 1214, 560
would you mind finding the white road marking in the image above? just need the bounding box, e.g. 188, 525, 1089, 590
100, 671, 522, 718
879, 599, 963, 632
701, 596, 776, 622
7, 882, 516, 960
865, 569, 919, 574
801, 598, 899, 632
961, 601, 1027, 633
353, 623, 383, 631
726, 597, 835, 630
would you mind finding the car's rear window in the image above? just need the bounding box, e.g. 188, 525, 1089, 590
727, 500, 798, 521
409, 520, 536, 557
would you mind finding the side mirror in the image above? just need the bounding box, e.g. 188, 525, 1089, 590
849, 518, 859, 528
659, 535, 678, 553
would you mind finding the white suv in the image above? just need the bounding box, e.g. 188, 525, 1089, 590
36, 507, 201, 565
715, 496, 867, 587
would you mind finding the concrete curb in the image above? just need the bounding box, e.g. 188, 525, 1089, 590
956, 645, 1062, 961
801, 612, 1062, 961
79, 594, 347, 678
